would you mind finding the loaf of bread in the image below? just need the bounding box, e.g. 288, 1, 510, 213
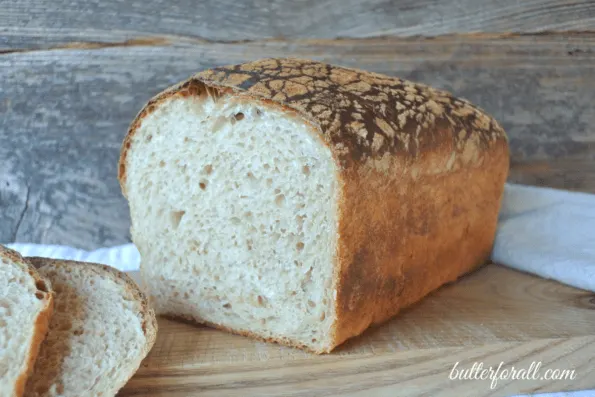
119, 58, 509, 353
25, 258, 157, 397
0, 245, 53, 397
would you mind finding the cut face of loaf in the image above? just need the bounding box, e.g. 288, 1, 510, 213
120, 58, 509, 353
25, 258, 157, 397
126, 97, 338, 351
0, 246, 53, 397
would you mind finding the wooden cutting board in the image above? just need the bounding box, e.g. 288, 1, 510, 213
119, 265, 595, 397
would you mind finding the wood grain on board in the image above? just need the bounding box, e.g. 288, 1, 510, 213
1, 33, 594, 248
2, 0, 595, 50
118, 265, 595, 396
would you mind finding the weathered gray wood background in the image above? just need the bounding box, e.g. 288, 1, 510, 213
1, 0, 594, 249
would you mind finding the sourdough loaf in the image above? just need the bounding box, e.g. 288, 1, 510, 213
24, 258, 157, 397
119, 58, 509, 353
0, 245, 53, 397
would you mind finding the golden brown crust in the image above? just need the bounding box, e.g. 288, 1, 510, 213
118, 58, 509, 353
193, 58, 506, 167
330, 143, 508, 348
118, 58, 506, 195
0, 246, 54, 397
15, 293, 53, 397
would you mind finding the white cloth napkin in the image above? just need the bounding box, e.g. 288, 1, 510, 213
493, 183, 595, 292
8, 242, 141, 272
5, 183, 595, 397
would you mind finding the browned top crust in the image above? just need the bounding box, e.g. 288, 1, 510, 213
119, 57, 508, 191
195, 58, 507, 163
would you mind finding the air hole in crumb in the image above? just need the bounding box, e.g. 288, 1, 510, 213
296, 242, 305, 251
204, 164, 213, 174
312, 338, 317, 343
73, 329, 84, 336
146, 135, 153, 142
35, 292, 45, 300
256, 109, 263, 117
170, 210, 185, 229
320, 312, 326, 321
246, 172, 256, 180
291, 291, 297, 296
231, 217, 241, 225
159, 160, 166, 167
257, 295, 264, 306
244, 211, 252, 218
308, 300, 316, 308
35, 280, 48, 292
275, 194, 285, 206
263, 164, 270, 170
184, 137, 190, 143
234, 112, 244, 121
302, 165, 310, 175
260, 318, 266, 325
223, 303, 232, 309
266, 178, 273, 187
199, 181, 207, 190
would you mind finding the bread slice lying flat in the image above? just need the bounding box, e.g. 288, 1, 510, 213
119, 58, 509, 353
24, 258, 157, 397
0, 246, 53, 397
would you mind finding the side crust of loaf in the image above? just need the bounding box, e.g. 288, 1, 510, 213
119, 58, 509, 353
0, 246, 54, 397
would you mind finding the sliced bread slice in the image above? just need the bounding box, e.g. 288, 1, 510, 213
0, 245, 53, 397
24, 258, 157, 397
